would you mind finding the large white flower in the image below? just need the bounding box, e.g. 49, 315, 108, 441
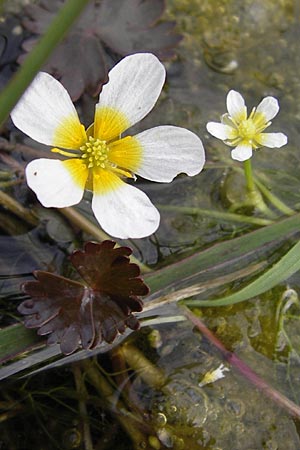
11, 53, 205, 239
206, 90, 287, 162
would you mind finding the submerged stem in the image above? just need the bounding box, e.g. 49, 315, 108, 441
182, 306, 300, 420
121, 343, 166, 389
59, 207, 151, 273
81, 358, 148, 449
254, 178, 295, 216
0, 190, 38, 227
158, 204, 273, 226
72, 364, 93, 450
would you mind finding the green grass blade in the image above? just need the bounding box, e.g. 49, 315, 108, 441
185, 239, 300, 307
1, 214, 300, 379
0, 0, 89, 126
146, 213, 300, 293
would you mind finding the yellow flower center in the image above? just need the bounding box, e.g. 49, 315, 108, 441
238, 119, 257, 140
80, 136, 109, 169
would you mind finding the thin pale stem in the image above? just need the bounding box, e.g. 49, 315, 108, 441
72, 364, 93, 450
254, 178, 295, 216
59, 207, 151, 273
81, 358, 148, 449
157, 204, 273, 226
0, 0, 89, 126
182, 306, 300, 420
0, 190, 38, 226
121, 343, 166, 389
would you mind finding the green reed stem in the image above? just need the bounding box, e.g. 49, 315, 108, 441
0, 0, 89, 127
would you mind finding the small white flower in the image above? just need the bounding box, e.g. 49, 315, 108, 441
198, 363, 229, 387
206, 90, 287, 162
11, 53, 205, 239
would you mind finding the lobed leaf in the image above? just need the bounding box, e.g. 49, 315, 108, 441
19, 241, 148, 355
19, 0, 182, 100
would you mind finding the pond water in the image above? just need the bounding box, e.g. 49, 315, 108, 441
1, 0, 300, 449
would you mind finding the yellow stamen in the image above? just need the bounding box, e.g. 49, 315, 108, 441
111, 166, 135, 179
51, 148, 79, 157
80, 136, 109, 169
238, 119, 257, 140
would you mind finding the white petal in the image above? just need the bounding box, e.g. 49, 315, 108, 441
206, 122, 236, 141
134, 126, 205, 182
11, 72, 85, 148
255, 96, 279, 121
231, 143, 253, 161
96, 53, 165, 130
256, 132, 288, 148
92, 181, 160, 239
26, 159, 86, 207
221, 113, 236, 128
226, 90, 247, 122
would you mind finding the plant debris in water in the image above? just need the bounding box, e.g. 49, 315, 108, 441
0, 16, 24, 91
19, 0, 182, 100
18, 241, 149, 355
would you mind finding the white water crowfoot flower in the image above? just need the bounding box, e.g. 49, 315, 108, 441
206, 90, 287, 162
11, 53, 205, 239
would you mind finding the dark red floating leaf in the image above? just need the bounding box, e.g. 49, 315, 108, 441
19, 241, 148, 355
19, 0, 182, 100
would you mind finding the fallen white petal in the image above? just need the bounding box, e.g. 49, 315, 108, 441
198, 364, 230, 387
11, 72, 84, 147
256, 132, 288, 148
134, 126, 205, 182
206, 122, 236, 141
255, 96, 279, 122
26, 158, 86, 207
231, 143, 253, 161
226, 90, 247, 122
96, 53, 165, 133
92, 181, 160, 239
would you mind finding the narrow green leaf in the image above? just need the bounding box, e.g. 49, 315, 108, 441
146, 213, 300, 293
185, 239, 300, 307
0, 0, 89, 126
1, 214, 299, 380
0, 324, 40, 363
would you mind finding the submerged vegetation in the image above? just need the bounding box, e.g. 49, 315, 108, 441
1, 0, 300, 449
